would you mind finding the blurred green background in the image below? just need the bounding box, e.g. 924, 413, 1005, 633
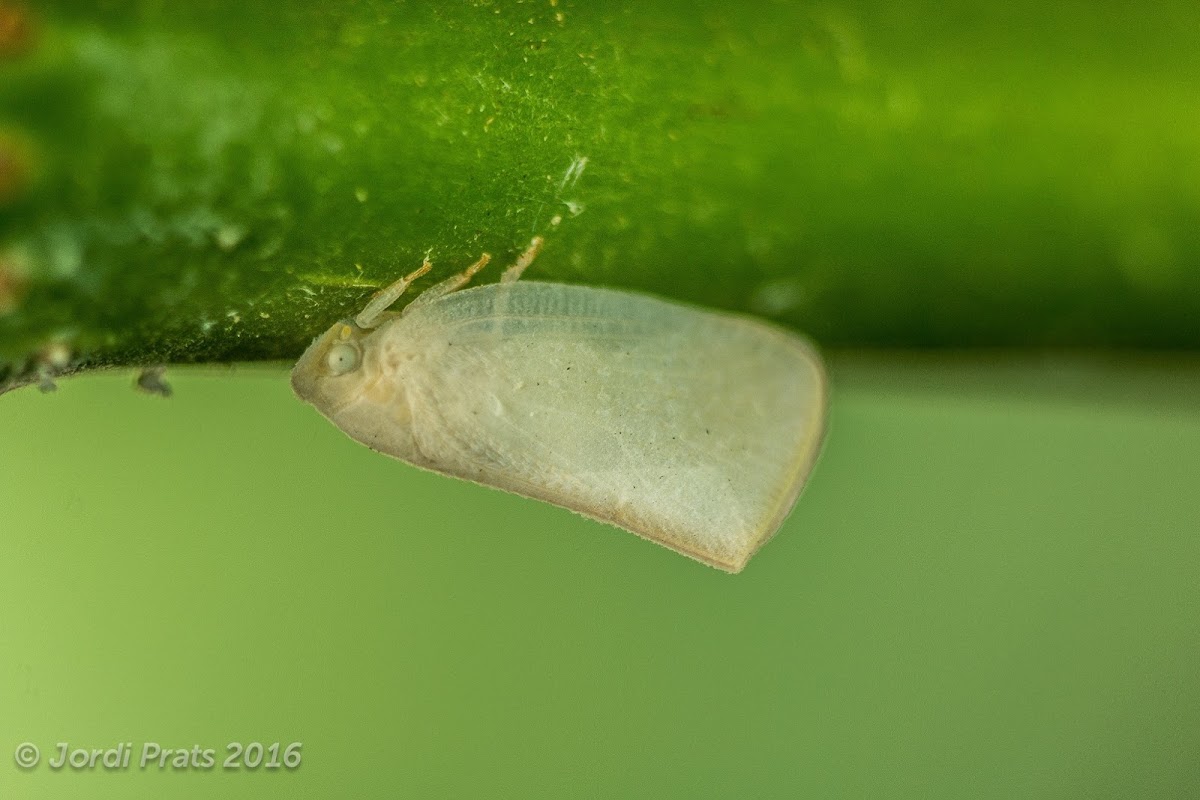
2, 361, 1199, 798
3, 0, 1200, 797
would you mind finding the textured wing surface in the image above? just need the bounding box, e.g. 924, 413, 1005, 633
395, 282, 825, 571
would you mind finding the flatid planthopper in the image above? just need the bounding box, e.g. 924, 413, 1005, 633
291, 238, 827, 572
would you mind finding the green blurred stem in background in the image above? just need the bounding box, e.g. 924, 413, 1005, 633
1, 1, 1198, 391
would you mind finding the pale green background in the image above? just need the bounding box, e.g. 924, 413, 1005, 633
2, 359, 1198, 798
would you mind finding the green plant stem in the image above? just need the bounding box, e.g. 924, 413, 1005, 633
2, 1, 1199, 391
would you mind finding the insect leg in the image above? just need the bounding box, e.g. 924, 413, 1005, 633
500, 236, 544, 283
355, 259, 433, 329
403, 253, 492, 316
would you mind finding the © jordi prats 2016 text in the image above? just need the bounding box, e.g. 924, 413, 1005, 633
13, 740, 303, 771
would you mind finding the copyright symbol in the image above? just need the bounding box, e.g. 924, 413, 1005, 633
14, 742, 40, 768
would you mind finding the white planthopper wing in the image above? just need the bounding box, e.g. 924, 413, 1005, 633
356, 281, 827, 572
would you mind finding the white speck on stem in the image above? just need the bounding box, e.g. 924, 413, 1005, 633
41, 340, 72, 370
558, 155, 589, 192
215, 224, 247, 252
750, 278, 807, 316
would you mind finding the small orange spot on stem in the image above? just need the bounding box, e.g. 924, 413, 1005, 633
0, 2, 35, 59
0, 254, 28, 315
0, 131, 34, 205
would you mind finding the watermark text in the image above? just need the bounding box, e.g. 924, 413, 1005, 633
14, 741, 302, 771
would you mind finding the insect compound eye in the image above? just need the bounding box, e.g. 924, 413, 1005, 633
326, 343, 361, 376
